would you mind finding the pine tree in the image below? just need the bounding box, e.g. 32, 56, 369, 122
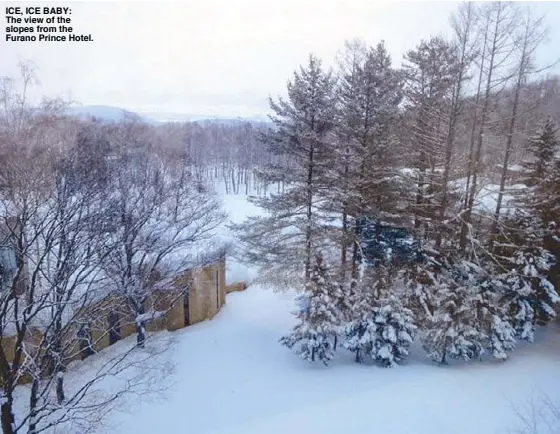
477, 278, 516, 360
341, 279, 372, 364
333, 41, 404, 279
523, 119, 560, 296
422, 259, 486, 364
343, 267, 417, 367
492, 120, 560, 340
280, 254, 343, 365
234, 54, 336, 289
498, 213, 559, 341
402, 245, 439, 329
522, 118, 559, 189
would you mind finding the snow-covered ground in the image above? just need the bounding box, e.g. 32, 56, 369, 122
219, 191, 262, 284
93, 285, 560, 434
100, 185, 560, 434
12, 184, 560, 434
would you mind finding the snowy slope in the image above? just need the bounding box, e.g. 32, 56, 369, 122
97, 285, 560, 434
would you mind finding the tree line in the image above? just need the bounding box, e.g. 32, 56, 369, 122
234, 2, 560, 366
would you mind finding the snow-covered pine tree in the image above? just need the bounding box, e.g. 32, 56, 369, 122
497, 212, 559, 342
422, 257, 487, 364
522, 118, 558, 190
341, 279, 374, 363
544, 157, 560, 294
476, 277, 516, 360
402, 245, 439, 329
343, 267, 417, 367
491, 120, 560, 341
522, 119, 560, 296
372, 295, 417, 367
333, 41, 404, 279
234, 54, 336, 289
280, 253, 343, 365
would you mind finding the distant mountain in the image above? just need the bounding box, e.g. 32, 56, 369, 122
66, 105, 270, 126
137, 111, 271, 125
65, 105, 156, 123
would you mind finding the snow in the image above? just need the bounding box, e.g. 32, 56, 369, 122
218, 192, 263, 284
11, 186, 560, 434
27, 283, 557, 434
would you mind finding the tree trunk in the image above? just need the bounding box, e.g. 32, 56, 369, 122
28, 378, 39, 434
350, 218, 362, 280
1, 401, 14, 434
435, 15, 471, 248
56, 372, 65, 404
304, 142, 315, 282
460, 9, 499, 252
492, 18, 529, 236
340, 210, 348, 280
136, 322, 146, 348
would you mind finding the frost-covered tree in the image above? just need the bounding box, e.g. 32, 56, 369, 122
522, 118, 559, 189
344, 293, 416, 367
490, 120, 560, 341
280, 254, 343, 365
477, 278, 517, 360
422, 259, 487, 364
403, 36, 459, 240
333, 41, 404, 278
235, 54, 336, 288
343, 265, 417, 367
496, 213, 559, 342
101, 121, 226, 348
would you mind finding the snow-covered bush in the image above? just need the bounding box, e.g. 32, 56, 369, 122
280, 254, 343, 365
344, 295, 417, 367
421, 260, 487, 364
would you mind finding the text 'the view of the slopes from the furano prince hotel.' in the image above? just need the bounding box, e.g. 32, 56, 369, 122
5, 6, 94, 42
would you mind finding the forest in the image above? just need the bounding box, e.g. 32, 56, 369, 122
232, 1, 560, 367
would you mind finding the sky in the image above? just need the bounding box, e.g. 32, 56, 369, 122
2, 0, 560, 120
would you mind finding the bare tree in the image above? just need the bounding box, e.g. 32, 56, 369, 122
0, 68, 188, 434
100, 120, 226, 347
492, 7, 548, 235
460, 1, 520, 252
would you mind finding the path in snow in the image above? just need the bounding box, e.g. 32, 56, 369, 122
105, 285, 560, 434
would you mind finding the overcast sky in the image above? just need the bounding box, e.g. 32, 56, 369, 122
2, 1, 560, 119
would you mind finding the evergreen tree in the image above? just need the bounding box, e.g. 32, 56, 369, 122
402, 245, 439, 329
522, 118, 559, 189
333, 41, 404, 279
234, 54, 336, 289
492, 120, 560, 340
422, 258, 486, 364
477, 278, 517, 360
341, 279, 373, 364
343, 267, 417, 367
522, 119, 560, 295
498, 213, 559, 341
280, 254, 343, 365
